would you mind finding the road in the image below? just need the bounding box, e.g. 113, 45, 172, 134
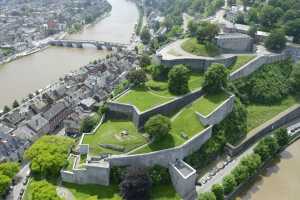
5, 163, 30, 200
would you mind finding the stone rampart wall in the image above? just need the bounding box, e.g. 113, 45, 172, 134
105, 126, 212, 168
196, 95, 235, 126
161, 56, 236, 72
229, 53, 288, 80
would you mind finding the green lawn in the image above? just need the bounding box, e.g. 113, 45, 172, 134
82, 119, 148, 156
63, 182, 180, 200
132, 98, 206, 154
229, 55, 256, 73
116, 73, 204, 112
194, 91, 230, 116
181, 38, 219, 57
247, 95, 300, 132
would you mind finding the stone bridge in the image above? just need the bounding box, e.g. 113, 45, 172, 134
48, 39, 128, 51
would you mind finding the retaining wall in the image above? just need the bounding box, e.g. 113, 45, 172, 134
107, 88, 205, 128
225, 105, 300, 157
106, 126, 213, 168
196, 95, 235, 126
229, 53, 288, 80
160, 56, 236, 72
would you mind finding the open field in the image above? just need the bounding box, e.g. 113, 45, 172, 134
181, 38, 219, 57
82, 119, 148, 156
116, 73, 204, 112
193, 91, 230, 116
247, 95, 300, 132
228, 55, 256, 72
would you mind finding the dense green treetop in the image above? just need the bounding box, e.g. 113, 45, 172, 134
203, 63, 228, 94
28, 180, 62, 200
168, 64, 191, 95
126, 69, 148, 87
144, 114, 171, 139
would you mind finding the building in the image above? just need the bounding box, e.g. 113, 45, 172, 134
26, 114, 50, 136
215, 33, 254, 53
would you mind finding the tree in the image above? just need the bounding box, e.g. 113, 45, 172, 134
216, 99, 247, 145
126, 69, 147, 87
12, 100, 20, 108
196, 22, 220, 43
254, 136, 279, 161
222, 174, 237, 194
0, 162, 20, 178
240, 154, 261, 175
188, 20, 198, 36
120, 167, 151, 200
264, 29, 287, 52
0, 174, 11, 196
144, 114, 171, 139
211, 184, 224, 200
80, 114, 100, 133
290, 62, 300, 93
248, 24, 257, 39
232, 164, 249, 185
148, 165, 171, 185
3, 106, 10, 113
253, 142, 270, 161
24, 136, 74, 177
199, 192, 216, 200
140, 53, 151, 68
285, 18, 300, 43
259, 5, 283, 29
203, 64, 228, 94
168, 65, 190, 95
29, 180, 62, 200
274, 128, 289, 147
141, 26, 151, 44
151, 64, 169, 81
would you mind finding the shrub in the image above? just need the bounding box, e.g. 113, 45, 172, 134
110, 166, 127, 184
148, 165, 171, 185
144, 115, 171, 139
199, 192, 216, 200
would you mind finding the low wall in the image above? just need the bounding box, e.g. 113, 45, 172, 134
196, 95, 235, 126
285, 44, 300, 62
229, 53, 288, 80
160, 56, 236, 72
106, 126, 213, 168
225, 105, 300, 157
107, 88, 205, 128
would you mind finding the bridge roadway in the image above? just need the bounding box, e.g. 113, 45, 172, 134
48, 39, 129, 50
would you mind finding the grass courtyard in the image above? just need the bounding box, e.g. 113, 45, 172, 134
82, 119, 148, 156
228, 55, 256, 73
115, 73, 204, 112
181, 38, 219, 57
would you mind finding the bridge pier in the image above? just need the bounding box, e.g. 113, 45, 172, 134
76, 43, 83, 48
96, 44, 103, 50
106, 45, 113, 51
65, 42, 73, 48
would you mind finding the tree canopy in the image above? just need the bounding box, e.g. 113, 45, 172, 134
196, 22, 220, 43
126, 69, 147, 87
144, 114, 171, 139
24, 136, 74, 177
80, 114, 100, 133
120, 167, 152, 200
0, 162, 19, 196
264, 29, 287, 52
168, 65, 190, 95
203, 64, 228, 94
141, 26, 151, 44
28, 180, 62, 200
199, 192, 216, 200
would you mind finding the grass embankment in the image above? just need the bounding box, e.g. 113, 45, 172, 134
247, 95, 300, 132
181, 38, 219, 57
229, 55, 256, 73
66, 155, 76, 171
194, 91, 230, 116
63, 182, 180, 200
116, 73, 204, 112
82, 119, 148, 156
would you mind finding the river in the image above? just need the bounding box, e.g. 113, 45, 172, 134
0, 0, 138, 109
239, 140, 300, 200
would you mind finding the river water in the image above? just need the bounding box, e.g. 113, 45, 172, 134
0, 0, 138, 109
239, 140, 300, 200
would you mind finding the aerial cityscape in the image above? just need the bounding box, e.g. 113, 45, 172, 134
0, 0, 299, 200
